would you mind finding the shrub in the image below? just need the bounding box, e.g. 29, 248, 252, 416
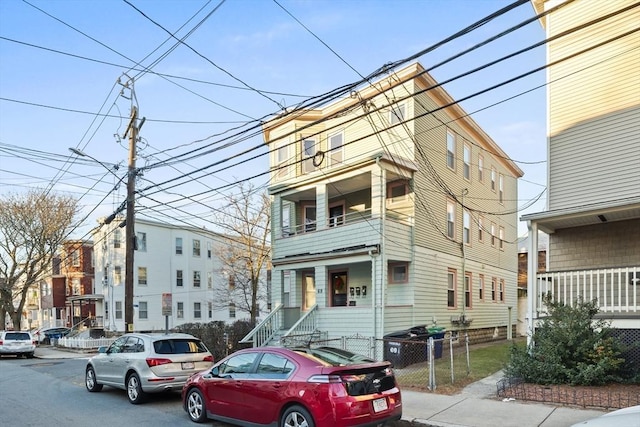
175, 319, 254, 361
505, 294, 626, 386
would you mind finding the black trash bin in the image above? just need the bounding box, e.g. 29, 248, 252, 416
427, 326, 446, 359
383, 326, 430, 368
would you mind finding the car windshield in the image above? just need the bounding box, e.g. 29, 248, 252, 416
153, 339, 208, 354
293, 347, 374, 366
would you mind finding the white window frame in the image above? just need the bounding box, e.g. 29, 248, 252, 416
478, 216, 484, 243
499, 226, 505, 250
177, 302, 184, 319
175, 237, 183, 255
390, 103, 405, 125
447, 200, 456, 239
389, 262, 409, 284
176, 270, 183, 287
302, 137, 317, 174
138, 301, 148, 319
275, 142, 290, 180
499, 174, 504, 204
478, 274, 485, 301
193, 271, 201, 288
447, 269, 457, 308
115, 301, 123, 319
446, 130, 456, 170
328, 132, 344, 166
463, 210, 471, 245
463, 143, 471, 180
136, 232, 147, 252
491, 167, 496, 192
138, 267, 147, 286
478, 154, 484, 182
194, 302, 201, 319
193, 239, 201, 257
464, 273, 472, 308
491, 223, 497, 247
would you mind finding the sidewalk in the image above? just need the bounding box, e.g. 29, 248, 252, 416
35, 346, 608, 427
397, 371, 608, 427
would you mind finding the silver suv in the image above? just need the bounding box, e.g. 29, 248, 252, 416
85, 332, 213, 404
0, 331, 36, 358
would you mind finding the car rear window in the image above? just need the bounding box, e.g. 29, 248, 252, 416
153, 339, 208, 354
294, 347, 375, 366
6, 332, 31, 340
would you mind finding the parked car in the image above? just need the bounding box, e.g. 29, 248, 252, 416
85, 332, 213, 404
33, 327, 71, 344
570, 405, 640, 427
182, 346, 402, 426
0, 330, 36, 358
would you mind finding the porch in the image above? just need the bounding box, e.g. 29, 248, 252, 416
531, 266, 639, 328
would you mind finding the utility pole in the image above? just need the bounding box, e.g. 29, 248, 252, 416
124, 105, 138, 333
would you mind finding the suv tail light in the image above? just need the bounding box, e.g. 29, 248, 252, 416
203, 355, 213, 362
146, 357, 173, 367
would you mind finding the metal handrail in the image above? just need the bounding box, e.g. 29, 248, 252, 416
239, 303, 283, 347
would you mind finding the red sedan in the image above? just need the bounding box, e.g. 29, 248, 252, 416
182, 346, 402, 426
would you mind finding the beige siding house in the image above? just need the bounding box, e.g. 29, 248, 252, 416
523, 1, 639, 338
244, 62, 523, 349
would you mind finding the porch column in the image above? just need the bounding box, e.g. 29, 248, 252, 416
272, 194, 282, 238
316, 183, 328, 231
314, 265, 327, 308
371, 160, 386, 219
526, 221, 539, 346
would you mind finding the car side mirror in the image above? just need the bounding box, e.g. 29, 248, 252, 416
210, 366, 219, 377
97, 346, 108, 354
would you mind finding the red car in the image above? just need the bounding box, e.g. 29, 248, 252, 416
182, 346, 402, 426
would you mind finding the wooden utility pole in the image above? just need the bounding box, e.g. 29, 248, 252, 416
124, 105, 138, 333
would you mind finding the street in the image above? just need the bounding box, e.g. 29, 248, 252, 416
0, 356, 231, 426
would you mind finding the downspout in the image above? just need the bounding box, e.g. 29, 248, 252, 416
526, 220, 538, 347
461, 188, 468, 324
376, 155, 385, 342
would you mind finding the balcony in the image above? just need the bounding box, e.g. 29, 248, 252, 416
533, 266, 639, 323
273, 208, 412, 261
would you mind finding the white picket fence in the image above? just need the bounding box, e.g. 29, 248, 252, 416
57, 336, 116, 349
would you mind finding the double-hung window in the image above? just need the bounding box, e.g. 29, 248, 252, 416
463, 144, 471, 180
175, 237, 183, 255
328, 132, 343, 166
275, 142, 289, 179
136, 232, 147, 252
447, 200, 456, 239
447, 269, 457, 308
193, 239, 201, 257
463, 210, 471, 245
302, 137, 317, 174
446, 131, 456, 170
390, 103, 405, 124
138, 267, 147, 286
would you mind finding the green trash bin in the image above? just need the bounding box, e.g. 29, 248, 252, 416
427, 326, 446, 359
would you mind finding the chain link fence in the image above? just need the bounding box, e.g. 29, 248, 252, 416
286, 332, 471, 391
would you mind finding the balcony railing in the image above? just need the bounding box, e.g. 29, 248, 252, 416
535, 266, 639, 315
280, 207, 412, 238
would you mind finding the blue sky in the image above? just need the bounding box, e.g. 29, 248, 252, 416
0, 0, 547, 239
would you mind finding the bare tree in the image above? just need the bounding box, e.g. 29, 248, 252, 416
0, 190, 79, 330
212, 183, 270, 325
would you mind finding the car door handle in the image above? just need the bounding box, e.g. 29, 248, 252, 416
272, 382, 282, 389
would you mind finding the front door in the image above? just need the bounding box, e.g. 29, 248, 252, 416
302, 272, 316, 310
331, 271, 348, 307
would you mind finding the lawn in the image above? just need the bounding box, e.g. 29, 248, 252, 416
395, 338, 525, 394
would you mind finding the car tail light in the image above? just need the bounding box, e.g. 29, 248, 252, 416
307, 374, 343, 383
0, 340, 3, 345
146, 357, 173, 367
203, 355, 213, 362
32, 339, 37, 345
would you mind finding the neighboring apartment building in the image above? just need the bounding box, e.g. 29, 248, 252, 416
246, 62, 523, 348
37, 240, 95, 330
523, 1, 639, 340
92, 217, 265, 332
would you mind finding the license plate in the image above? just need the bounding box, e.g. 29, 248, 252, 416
372, 397, 388, 413
181, 362, 195, 370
